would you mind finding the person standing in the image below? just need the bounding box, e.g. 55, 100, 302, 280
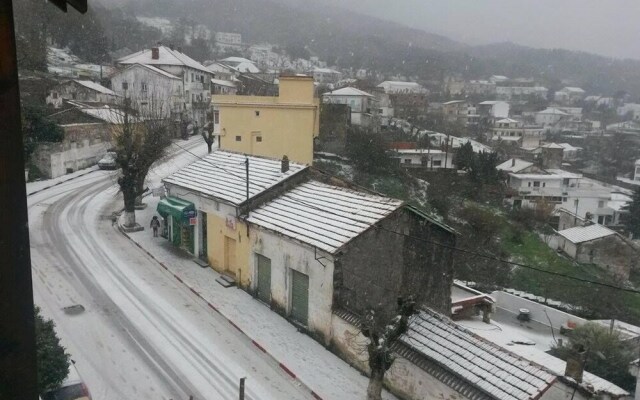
150, 216, 161, 237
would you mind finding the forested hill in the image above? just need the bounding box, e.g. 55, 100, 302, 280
15, 0, 640, 98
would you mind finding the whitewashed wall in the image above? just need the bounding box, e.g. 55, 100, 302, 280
249, 227, 335, 344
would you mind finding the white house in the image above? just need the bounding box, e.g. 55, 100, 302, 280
110, 63, 183, 121
617, 103, 640, 121
391, 149, 454, 169
497, 158, 536, 174
307, 67, 342, 84
477, 100, 510, 119
322, 87, 379, 129
114, 46, 213, 126
491, 118, 545, 148
214, 32, 242, 51
535, 107, 569, 128
376, 80, 427, 94
554, 87, 586, 104
218, 57, 260, 74
211, 78, 237, 95
246, 180, 404, 338
46, 80, 118, 109
496, 86, 548, 100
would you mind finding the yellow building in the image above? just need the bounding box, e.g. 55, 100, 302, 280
160, 151, 308, 287
213, 75, 319, 165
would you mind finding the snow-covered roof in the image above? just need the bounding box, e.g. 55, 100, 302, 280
541, 143, 564, 149
78, 107, 140, 124
323, 87, 374, 98
492, 136, 521, 142
497, 158, 533, 173
220, 56, 253, 64
536, 107, 568, 115
496, 118, 518, 124
560, 86, 585, 93
558, 224, 616, 244
311, 67, 341, 74
73, 80, 116, 95
394, 149, 445, 155
163, 151, 307, 206
119, 63, 181, 80
232, 61, 260, 73
117, 46, 210, 74
378, 81, 422, 88
557, 143, 581, 151
442, 100, 466, 105
247, 181, 403, 254
479, 100, 507, 105
400, 309, 556, 400
211, 78, 236, 87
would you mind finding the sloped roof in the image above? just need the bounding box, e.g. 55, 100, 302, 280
479, 100, 507, 105
74, 80, 116, 95
119, 63, 181, 80
117, 46, 210, 74
537, 107, 568, 115
401, 309, 556, 400
219, 56, 253, 64
558, 224, 616, 244
496, 118, 518, 123
163, 151, 307, 206
496, 158, 533, 173
541, 143, 564, 149
78, 107, 143, 124
324, 87, 374, 98
211, 78, 236, 87
247, 180, 403, 254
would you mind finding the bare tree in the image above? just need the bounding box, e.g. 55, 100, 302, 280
361, 296, 416, 400
110, 93, 173, 228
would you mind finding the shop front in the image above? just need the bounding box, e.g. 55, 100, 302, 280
157, 196, 196, 254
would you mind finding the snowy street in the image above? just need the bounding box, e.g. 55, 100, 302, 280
28, 137, 309, 400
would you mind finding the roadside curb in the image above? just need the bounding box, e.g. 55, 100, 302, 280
116, 224, 325, 400
27, 168, 98, 197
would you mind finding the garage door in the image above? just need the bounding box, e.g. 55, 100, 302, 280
290, 270, 309, 325
256, 254, 271, 304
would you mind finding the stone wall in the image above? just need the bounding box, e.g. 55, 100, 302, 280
32, 123, 112, 178
333, 207, 455, 322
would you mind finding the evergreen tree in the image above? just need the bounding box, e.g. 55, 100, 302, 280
454, 141, 474, 171
35, 307, 70, 394
623, 187, 640, 238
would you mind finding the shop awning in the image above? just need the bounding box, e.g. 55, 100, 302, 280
157, 196, 195, 221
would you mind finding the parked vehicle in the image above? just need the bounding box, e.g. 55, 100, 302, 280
97, 152, 117, 170
41, 363, 91, 400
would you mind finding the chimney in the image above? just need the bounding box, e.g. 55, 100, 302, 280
281, 155, 290, 173
151, 47, 159, 60
511, 158, 516, 167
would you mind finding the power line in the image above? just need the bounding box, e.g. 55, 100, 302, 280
170, 142, 640, 296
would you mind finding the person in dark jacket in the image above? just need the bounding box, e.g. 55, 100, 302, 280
150, 216, 161, 237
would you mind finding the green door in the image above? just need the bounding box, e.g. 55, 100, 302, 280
256, 254, 271, 304
290, 270, 309, 325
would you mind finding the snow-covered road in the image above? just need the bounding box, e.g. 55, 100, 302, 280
28, 137, 309, 400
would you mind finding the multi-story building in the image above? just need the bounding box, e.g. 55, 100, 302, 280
376, 81, 428, 95
113, 46, 213, 126
214, 32, 242, 51
441, 100, 477, 127
554, 87, 586, 104
322, 87, 379, 130
464, 80, 496, 96
496, 85, 548, 101
214, 75, 319, 165
491, 118, 545, 148
306, 67, 342, 85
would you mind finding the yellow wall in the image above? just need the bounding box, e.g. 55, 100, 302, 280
214, 76, 319, 165
206, 213, 251, 288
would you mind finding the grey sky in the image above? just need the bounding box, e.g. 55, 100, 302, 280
304, 0, 640, 59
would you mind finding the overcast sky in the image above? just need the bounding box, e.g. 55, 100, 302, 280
302, 0, 640, 59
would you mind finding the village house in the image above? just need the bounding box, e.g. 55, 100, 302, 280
210, 78, 237, 95
322, 87, 379, 130
554, 87, 587, 104
617, 103, 640, 121
113, 46, 213, 127
214, 32, 243, 51
464, 80, 497, 96
159, 151, 309, 286
33, 102, 130, 178
535, 107, 570, 130
390, 149, 454, 169
376, 80, 428, 95
496, 85, 548, 101
306, 67, 342, 85
441, 100, 478, 127
205, 62, 237, 81
46, 80, 118, 109
477, 100, 510, 120
218, 56, 260, 74
496, 158, 538, 174
491, 118, 545, 149
213, 75, 319, 165
552, 224, 638, 278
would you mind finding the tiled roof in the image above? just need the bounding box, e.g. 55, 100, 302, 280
163, 151, 307, 206
117, 46, 210, 74
402, 309, 556, 400
558, 224, 615, 244
247, 180, 403, 253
